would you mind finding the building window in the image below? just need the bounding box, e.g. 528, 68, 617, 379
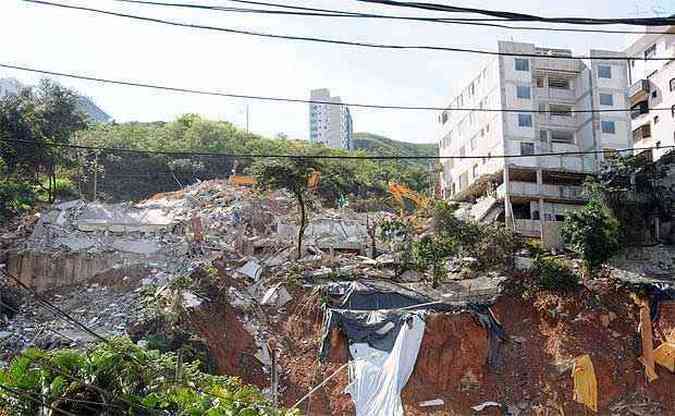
441, 111, 448, 124
598, 65, 612, 79
652, 90, 658, 99
516, 85, 531, 99
599, 93, 613, 106
644, 44, 656, 60
671, 105, 675, 118
539, 129, 548, 141
656, 141, 661, 148
518, 113, 533, 127
655, 115, 660, 124
536, 77, 544, 88
601, 120, 616, 134
515, 58, 529, 71
670, 78, 675, 91
472, 164, 478, 178
520, 142, 535, 155
550, 104, 572, 117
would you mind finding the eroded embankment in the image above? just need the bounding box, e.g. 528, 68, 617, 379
192, 279, 674, 415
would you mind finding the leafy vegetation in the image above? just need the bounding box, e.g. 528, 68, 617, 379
594, 153, 673, 244
252, 157, 322, 259
532, 256, 579, 292
72, 117, 433, 203
561, 194, 621, 273
0, 338, 297, 416
0, 79, 88, 208
379, 217, 414, 277
351, 132, 437, 169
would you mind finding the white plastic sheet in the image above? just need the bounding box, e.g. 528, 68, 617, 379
346, 314, 425, 416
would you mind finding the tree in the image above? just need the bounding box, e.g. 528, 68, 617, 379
0, 79, 87, 202
561, 195, 621, 274
412, 234, 456, 288
0, 337, 296, 416
252, 157, 322, 259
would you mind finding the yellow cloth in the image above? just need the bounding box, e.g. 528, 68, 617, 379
572, 354, 598, 413
654, 343, 675, 372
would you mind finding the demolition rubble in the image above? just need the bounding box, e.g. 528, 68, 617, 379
1, 180, 674, 415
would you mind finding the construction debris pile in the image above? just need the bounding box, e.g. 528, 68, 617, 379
1, 181, 675, 415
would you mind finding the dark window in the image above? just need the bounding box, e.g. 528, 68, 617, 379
601, 120, 616, 134
670, 78, 675, 91
655, 115, 660, 124
652, 90, 658, 99
671, 104, 675, 118
515, 58, 529, 71
520, 142, 535, 155
518, 114, 533, 127
598, 65, 612, 79
517, 85, 531, 99
631, 101, 649, 119
599, 93, 613, 106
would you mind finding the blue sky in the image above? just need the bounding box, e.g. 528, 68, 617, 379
0, 0, 670, 143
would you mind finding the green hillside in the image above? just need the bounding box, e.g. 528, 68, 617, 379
352, 132, 437, 161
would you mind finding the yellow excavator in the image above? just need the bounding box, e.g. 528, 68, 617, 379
388, 182, 431, 215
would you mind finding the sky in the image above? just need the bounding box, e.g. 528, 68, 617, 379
0, 0, 671, 143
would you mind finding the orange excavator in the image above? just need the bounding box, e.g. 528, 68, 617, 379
388, 182, 431, 214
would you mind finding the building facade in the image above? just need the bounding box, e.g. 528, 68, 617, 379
437, 41, 631, 241
625, 26, 675, 161
309, 88, 353, 150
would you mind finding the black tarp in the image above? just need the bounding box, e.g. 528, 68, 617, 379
318, 280, 506, 367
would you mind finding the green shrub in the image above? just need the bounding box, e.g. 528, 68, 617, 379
561, 198, 621, 273
533, 256, 579, 292
0, 179, 36, 222
0, 337, 297, 416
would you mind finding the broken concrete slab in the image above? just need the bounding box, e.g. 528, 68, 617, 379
237, 259, 264, 280
111, 239, 162, 255
261, 284, 292, 307
54, 237, 97, 251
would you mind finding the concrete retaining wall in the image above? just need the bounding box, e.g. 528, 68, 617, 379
6, 250, 143, 292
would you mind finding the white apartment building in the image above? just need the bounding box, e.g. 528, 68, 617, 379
309, 88, 353, 150
437, 41, 631, 241
625, 26, 675, 161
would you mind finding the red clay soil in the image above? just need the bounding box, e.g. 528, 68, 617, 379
190, 301, 267, 386
193, 277, 675, 415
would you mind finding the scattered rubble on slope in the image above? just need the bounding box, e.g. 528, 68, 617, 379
1, 182, 675, 415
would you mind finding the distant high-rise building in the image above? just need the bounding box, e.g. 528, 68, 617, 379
0, 77, 112, 124
309, 88, 353, 150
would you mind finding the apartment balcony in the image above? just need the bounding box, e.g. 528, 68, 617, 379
497, 181, 585, 201
537, 113, 577, 128
629, 79, 650, 102
535, 87, 575, 101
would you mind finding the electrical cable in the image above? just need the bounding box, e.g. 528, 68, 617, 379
113, 0, 675, 36
0, 137, 670, 160
0, 62, 671, 114
21, 0, 674, 61
355, 0, 675, 26
0, 269, 252, 411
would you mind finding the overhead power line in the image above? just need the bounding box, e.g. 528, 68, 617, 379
22, 0, 673, 61
356, 0, 675, 26
114, 0, 675, 36
2, 62, 675, 115
1, 137, 671, 160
